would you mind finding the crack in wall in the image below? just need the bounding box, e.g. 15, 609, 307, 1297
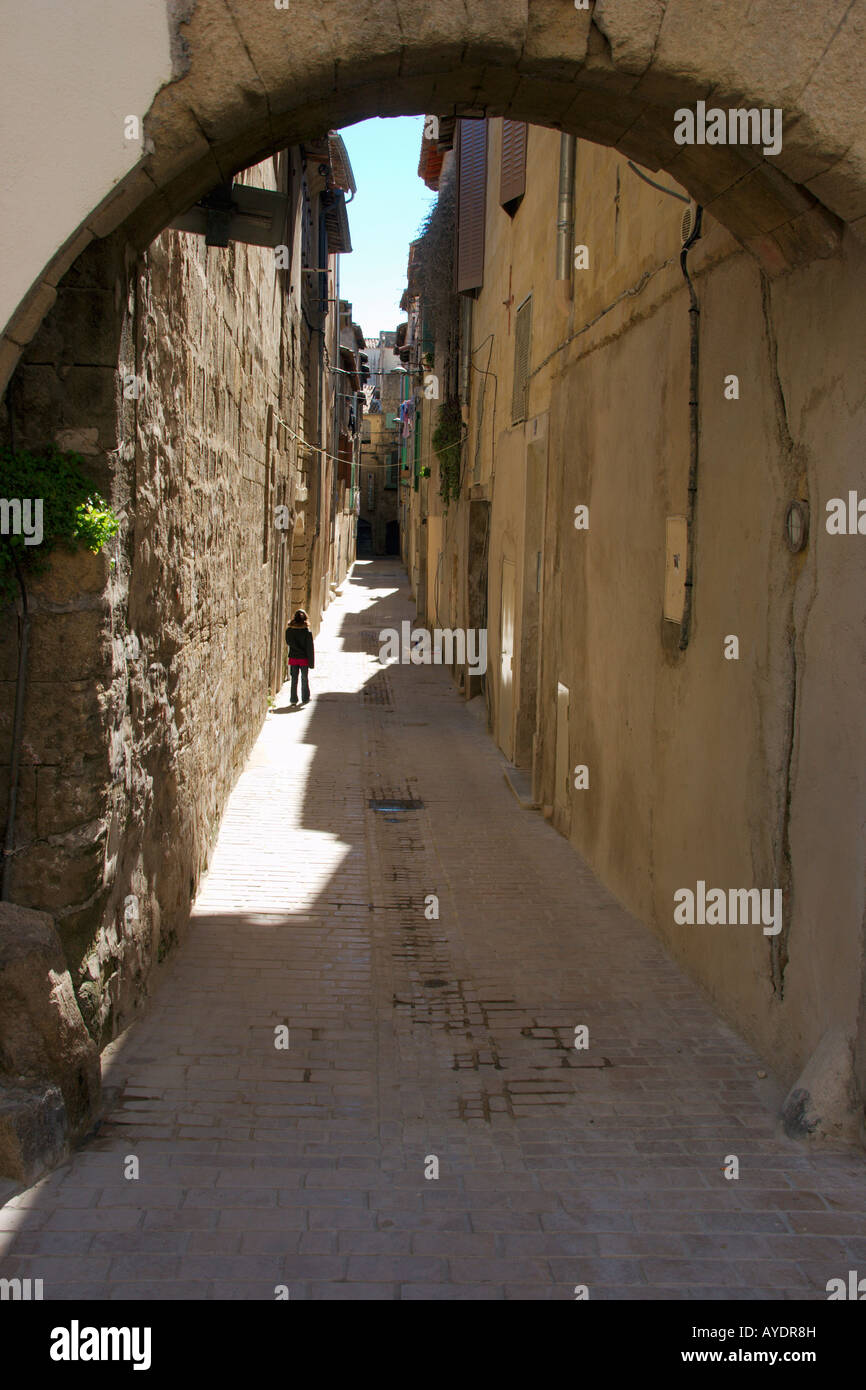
759, 272, 801, 999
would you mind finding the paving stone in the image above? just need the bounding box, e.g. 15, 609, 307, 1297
1, 561, 863, 1301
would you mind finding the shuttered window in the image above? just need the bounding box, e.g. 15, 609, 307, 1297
512, 295, 532, 425
499, 120, 527, 210
456, 119, 487, 295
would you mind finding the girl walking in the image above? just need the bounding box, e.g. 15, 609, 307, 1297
285, 609, 315, 705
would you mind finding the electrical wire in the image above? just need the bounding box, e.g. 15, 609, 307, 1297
626, 161, 691, 204
527, 252, 679, 383
469, 335, 498, 493
275, 409, 466, 475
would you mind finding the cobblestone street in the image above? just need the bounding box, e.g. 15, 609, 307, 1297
1, 559, 863, 1301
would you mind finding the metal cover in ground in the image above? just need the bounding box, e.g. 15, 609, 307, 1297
369, 798, 424, 811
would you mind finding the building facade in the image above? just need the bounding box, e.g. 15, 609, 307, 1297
402, 116, 866, 1129
357, 333, 403, 557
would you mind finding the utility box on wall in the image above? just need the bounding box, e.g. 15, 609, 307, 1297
664, 516, 688, 624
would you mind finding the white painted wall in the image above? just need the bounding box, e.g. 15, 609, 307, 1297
0, 0, 171, 335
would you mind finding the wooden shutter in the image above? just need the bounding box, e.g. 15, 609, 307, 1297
456, 119, 487, 294
499, 120, 527, 207
512, 295, 532, 425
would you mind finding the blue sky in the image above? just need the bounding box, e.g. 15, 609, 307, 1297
338, 116, 437, 341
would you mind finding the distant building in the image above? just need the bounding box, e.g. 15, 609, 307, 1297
357, 331, 402, 556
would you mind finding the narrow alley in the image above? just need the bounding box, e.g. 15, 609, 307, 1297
3, 6, 866, 1338
1, 559, 863, 1302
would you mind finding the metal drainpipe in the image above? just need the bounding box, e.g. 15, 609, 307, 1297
2, 549, 29, 900
314, 324, 324, 541
555, 134, 577, 291
678, 205, 704, 651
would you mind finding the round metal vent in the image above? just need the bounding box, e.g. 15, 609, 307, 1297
784, 500, 810, 553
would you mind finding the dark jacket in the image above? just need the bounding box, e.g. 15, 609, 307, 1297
285, 623, 315, 668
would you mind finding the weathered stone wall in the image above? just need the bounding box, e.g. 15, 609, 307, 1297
0, 153, 308, 1046
0, 901, 101, 1183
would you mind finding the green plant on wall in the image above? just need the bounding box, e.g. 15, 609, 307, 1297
433, 398, 463, 506
0, 445, 121, 900
0, 446, 120, 603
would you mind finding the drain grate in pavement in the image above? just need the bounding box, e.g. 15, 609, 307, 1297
369, 798, 424, 811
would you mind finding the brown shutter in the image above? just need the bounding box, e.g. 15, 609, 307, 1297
499, 119, 527, 207
456, 118, 487, 294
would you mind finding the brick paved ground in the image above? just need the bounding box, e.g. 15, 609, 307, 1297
1, 558, 864, 1300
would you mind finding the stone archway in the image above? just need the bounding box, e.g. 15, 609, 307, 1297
3, 0, 865, 395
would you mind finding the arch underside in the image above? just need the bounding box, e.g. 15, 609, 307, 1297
2, 0, 864, 395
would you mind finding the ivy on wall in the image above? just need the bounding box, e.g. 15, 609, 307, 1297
433, 398, 463, 506
0, 446, 120, 602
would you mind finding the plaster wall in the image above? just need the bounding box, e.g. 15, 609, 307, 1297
419, 118, 866, 1099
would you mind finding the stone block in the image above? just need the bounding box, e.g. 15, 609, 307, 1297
27, 610, 110, 685
28, 547, 108, 605
41, 226, 95, 290
520, 0, 591, 82
705, 166, 815, 241
8, 826, 106, 916
86, 166, 165, 242
807, 141, 866, 226
160, 0, 271, 141
0, 766, 37, 845
11, 363, 117, 448
0, 902, 100, 1143
781, 1027, 863, 1146
562, 88, 646, 151
594, 0, 666, 77
665, 140, 765, 209
640, 0, 851, 113
142, 96, 217, 195
5, 282, 58, 351
16, 681, 106, 767
30, 287, 121, 370
0, 335, 22, 400
36, 765, 108, 839
849, 211, 866, 245
0, 1082, 68, 1186
769, 204, 843, 266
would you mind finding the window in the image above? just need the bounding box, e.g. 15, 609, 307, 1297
385, 451, 399, 490
499, 120, 527, 213
512, 295, 532, 425
456, 119, 487, 294
367, 472, 375, 509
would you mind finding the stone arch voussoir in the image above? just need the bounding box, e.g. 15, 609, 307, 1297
3, 0, 865, 395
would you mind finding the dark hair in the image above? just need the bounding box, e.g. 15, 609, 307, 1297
292, 609, 309, 626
